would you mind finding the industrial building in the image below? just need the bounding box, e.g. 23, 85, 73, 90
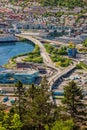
0, 69, 39, 84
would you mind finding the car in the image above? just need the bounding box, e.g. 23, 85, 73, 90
3, 96, 9, 102
10, 99, 15, 104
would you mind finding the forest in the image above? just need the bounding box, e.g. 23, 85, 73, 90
0, 80, 87, 130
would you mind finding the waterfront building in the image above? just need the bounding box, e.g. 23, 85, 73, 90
0, 69, 39, 84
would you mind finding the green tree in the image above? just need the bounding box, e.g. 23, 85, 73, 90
15, 81, 26, 121
0, 112, 22, 130
9, 114, 23, 130
62, 81, 87, 129
83, 39, 87, 47
14, 78, 58, 130
0, 125, 6, 130
51, 119, 74, 130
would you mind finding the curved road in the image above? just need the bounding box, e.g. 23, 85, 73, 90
16, 34, 77, 90
49, 62, 77, 88
16, 34, 59, 71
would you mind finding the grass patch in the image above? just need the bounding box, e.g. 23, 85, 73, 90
44, 44, 72, 67
23, 45, 43, 63
76, 61, 87, 70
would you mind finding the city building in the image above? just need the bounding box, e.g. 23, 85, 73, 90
68, 48, 77, 58
0, 69, 39, 84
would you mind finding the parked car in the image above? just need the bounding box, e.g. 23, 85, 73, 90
3, 96, 9, 102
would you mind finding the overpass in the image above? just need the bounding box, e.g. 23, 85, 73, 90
49, 62, 77, 90
18, 33, 65, 45
16, 34, 59, 71
35, 36, 65, 46
16, 34, 77, 90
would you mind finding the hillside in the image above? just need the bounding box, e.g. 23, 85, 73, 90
39, 0, 86, 7
9, 0, 87, 8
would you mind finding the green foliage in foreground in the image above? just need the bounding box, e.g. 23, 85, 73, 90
62, 81, 87, 129
0, 112, 74, 130
51, 119, 74, 130
24, 45, 43, 63
0, 80, 87, 130
0, 113, 23, 130
14, 79, 59, 129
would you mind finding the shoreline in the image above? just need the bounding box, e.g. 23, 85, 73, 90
0, 38, 35, 69
0, 34, 18, 42
0, 40, 18, 43
0, 34, 35, 47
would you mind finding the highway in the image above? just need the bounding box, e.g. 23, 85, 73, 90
16, 34, 77, 90
49, 62, 77, 89
34, 36, 65, 46
20, 32, 65, 45
16, 34, 59, 71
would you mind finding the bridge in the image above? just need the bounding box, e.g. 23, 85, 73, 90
34, 36, 65, 46
49, 62, 77, 89
16, 34, 59, 71
16, 34, 78, 90
19, 33, 65, 45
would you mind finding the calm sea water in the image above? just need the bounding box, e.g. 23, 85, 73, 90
0, 41, 34, 67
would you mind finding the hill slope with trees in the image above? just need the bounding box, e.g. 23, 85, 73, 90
9, 0, 87, 8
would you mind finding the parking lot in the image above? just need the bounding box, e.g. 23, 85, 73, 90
53, 69, 87, 105
0, 96, 17, 106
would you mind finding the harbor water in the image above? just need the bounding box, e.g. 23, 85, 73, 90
0, 41, 37, 84
0, 41, 34, 67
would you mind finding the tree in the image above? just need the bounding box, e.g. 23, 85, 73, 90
0, 125, 6, 130
15, 81, 26, 121
0, 112, 22, 130
83, 39, 87, 47
62, 81, 87, 129
9, 114, 23, 130
0, 103, 7, 112
14, 78, 59, 130
68, 42, 76, 49
51, 119, 74, 130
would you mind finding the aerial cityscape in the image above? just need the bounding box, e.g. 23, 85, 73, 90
0, 0, 87, 130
